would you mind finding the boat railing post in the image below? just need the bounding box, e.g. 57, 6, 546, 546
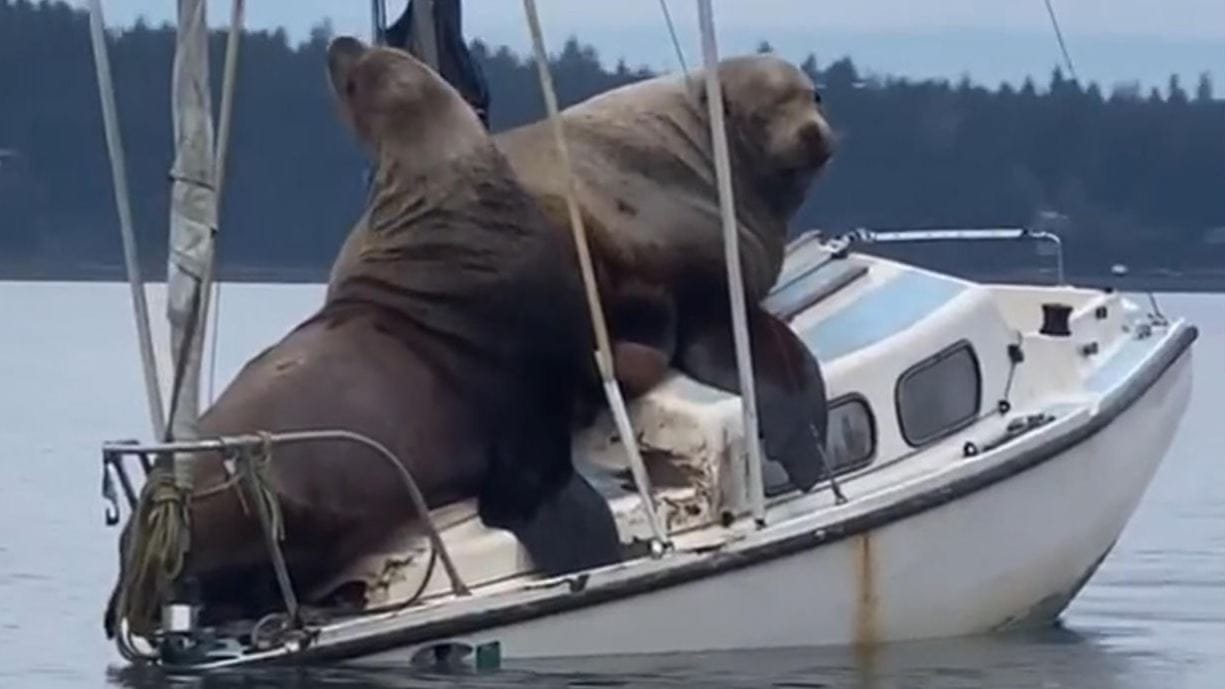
695, 0, 768, 527
1028, 230, 1066, 285
520, 0, 671, 555
848, 225, 1068, 286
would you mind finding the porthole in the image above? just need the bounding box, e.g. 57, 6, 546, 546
895, 340, 982, 447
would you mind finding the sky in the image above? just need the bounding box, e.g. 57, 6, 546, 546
77, 1, 1225, 93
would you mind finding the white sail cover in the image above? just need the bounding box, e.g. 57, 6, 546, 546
166, 0, 216, 442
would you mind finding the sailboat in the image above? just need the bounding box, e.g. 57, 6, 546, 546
88, 0, 1197, 672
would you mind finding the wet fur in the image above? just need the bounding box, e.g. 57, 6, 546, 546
105, 39, 622, 636
494, 55, 837, 491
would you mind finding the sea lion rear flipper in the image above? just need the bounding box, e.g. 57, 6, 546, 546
495, 470, 624, 577
477, 388, 623, 577
677, 304, 829, 492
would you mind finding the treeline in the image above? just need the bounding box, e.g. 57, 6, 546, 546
2, 0, 1223, 285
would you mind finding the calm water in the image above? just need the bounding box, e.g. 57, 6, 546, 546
0, 283, 1221, 689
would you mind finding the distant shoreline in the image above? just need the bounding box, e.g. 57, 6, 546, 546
4, 261, 1224, 293
0, 262, 329, 285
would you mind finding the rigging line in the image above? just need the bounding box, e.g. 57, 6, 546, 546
696, 0, 768, 527
87, 0, 166, 440
206, 0, 245, 405
371, 0, 387, 44
1042, 0, 1078, 81
657, 0, 690, 78
521, 0, 671, 552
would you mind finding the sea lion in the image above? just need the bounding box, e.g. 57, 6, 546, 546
492, 54, 837, 493
104, 37, 620, 637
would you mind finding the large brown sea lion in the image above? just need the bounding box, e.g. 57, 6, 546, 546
105, 37, 621, 637
491, 55, 837, 493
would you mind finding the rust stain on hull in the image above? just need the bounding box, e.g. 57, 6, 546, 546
853, 531, 880, 663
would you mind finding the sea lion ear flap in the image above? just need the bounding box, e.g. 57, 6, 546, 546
691, 75, 733, 119
327, 36, 368, 107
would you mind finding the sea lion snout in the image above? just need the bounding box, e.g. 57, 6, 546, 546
799, 116, 835, 166
717, 55, 835, 179
327, 35, 482, 158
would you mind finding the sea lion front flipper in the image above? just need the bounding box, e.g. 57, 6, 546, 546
497, 470, 624, 577
606, 277, 678, 399
676, 304, 829, 492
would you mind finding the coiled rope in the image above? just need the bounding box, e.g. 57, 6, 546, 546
113, 433, 285, 640
112, 469, 191, 638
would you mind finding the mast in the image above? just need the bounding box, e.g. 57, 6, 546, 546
411, 0, 440, 68
370, 0, 386, 44
164, 0, 217, 454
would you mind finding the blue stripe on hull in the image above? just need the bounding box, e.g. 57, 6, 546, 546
799, 269, 967, 361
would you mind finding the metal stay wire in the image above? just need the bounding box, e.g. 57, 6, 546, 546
205, 0, 245, 406
695, 0, 768, 526
370, 0, 387, 44
86, 0, 167, 440
520, 0, 671, 554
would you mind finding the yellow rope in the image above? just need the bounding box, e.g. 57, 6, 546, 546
114, 468, 191, 638
241, 433, 284, 543
114, 437, 284, 639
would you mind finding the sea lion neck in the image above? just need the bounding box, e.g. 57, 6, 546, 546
328, 141, 555, 337
364, 137, 487, 233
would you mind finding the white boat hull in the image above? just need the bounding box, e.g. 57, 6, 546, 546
345, 335, 1192, 665
103, 240, 1197, 672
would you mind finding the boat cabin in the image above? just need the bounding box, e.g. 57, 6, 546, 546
328, 230, 1144, 609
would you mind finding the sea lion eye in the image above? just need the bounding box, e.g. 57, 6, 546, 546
812, 89, 823, 105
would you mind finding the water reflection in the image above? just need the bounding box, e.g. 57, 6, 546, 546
105, 626, 1171, 689
0, 286, 1217, 689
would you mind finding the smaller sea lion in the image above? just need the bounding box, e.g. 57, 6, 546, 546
494, 54, 837, 492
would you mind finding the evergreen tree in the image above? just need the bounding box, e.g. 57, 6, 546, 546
1, 2, 1222, 282
1195, 72, 1214, 102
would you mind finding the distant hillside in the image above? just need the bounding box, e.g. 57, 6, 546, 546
2, 1, 1223, 288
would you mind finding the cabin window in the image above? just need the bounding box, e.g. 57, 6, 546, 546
825, 395, 876, 473
896, 340, 982, 447
763, 394, 876, 496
